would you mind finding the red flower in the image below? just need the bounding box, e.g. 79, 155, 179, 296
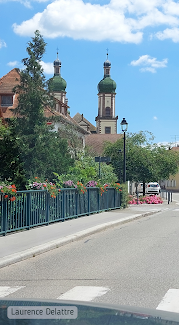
10, 196, 16, 201
4, 195, 8, 199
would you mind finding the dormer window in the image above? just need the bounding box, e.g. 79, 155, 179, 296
1, 95, 13, 106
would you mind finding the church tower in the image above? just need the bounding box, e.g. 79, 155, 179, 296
50, 52, 68, 115
95, 54, 118, 134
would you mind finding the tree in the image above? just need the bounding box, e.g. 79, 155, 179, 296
12, 30, 74, 183
104, 131, 179, 195
58, 123, 84, 158
54, 150, 117, 186
0, 119, 26, 189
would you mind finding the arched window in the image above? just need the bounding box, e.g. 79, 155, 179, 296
105, 107, 111, 117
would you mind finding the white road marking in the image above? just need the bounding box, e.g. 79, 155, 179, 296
57, 286, 110, 301
173, 209, 179, 211
156, 289, 179, 313
0, 286, 25, 298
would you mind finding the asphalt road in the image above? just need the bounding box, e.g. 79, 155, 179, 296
0, 203, 179, 311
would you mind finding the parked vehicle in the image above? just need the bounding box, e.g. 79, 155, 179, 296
137, 183, 147, 193
146, 182, 161, 195
137, 183, 143, 193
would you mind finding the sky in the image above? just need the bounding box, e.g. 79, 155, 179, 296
1, 0, 179, 145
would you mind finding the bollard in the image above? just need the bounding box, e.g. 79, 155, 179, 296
168, 191, 170, 204
137, 191, 139, 205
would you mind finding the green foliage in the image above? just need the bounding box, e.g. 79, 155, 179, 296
26, 176, 59, 198
104, 131, 179, 185
11, 30, 73, 184
120, 183, 128, 208
152, 145, 179, 180
0, 120, 26, 189
58, 123, 84, 158
53, 151, 117, 186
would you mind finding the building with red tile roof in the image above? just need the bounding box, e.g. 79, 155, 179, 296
0, 63, 89, 147
85, 133, 123, 156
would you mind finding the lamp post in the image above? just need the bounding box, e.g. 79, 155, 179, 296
120, 118, 128, 183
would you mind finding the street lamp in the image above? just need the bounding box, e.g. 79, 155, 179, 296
120, 118, 128, 183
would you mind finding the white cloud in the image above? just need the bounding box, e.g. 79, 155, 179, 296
0, 39, 7, 49
153, 116, 158, 120
12, 0, 142, 43
131, 54, 168, 73
0, 0, 32, 8
8, 0, 179, 43
155, 27, 179, 42
41, 61, 53, 74
7, 59, 53, 73
140, 67, 156, 73
163, 0, 179, 16
7, 61, 19, 67
0, 0, 49, 5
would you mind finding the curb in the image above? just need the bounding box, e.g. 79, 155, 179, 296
0, 209, 161, 269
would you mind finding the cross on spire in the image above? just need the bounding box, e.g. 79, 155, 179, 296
106, 48, 109, 59
56, 47, 59, 58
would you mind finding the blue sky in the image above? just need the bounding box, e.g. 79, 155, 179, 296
1, 0, 179, 145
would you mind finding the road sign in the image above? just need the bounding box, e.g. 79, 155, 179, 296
95, 156, 111, 178
95, 156, 111, 163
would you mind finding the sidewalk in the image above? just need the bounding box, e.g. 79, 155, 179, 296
0, 200, 171, 269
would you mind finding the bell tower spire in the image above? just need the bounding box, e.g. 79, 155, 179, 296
54, 49, 61, 76
95, 53, 118, 134
104, 49, 111, 77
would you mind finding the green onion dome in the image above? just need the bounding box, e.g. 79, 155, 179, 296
51, 75, 67, 92
98, 77, 116, 93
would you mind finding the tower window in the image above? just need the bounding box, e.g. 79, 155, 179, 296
106, 69, 109, 75
105, 127, 111, 134
1, 95, 13, 106
105, 107, 111, 116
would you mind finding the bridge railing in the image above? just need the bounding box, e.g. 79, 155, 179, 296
0, 188, 121, 236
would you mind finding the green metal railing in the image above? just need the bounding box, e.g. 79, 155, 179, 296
0, 188, 121, 236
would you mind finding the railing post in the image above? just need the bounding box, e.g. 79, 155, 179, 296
106, 189, 109, 210
2, 198, 8, 236
171, 192, 172, 202
46, 192, 50, 225
98, 188, 100, 212
75, 190, 78, 217
26, 191, 31, 229
62, 190, 65, 221
87, 188, 90, 215
114, 188, 116, 208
